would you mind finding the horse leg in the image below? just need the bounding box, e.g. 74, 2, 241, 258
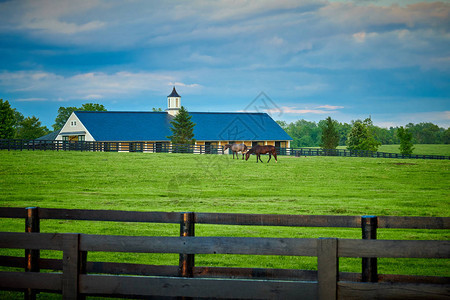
242, 152, 245, 160
267, 153, 271, 163
273, 150, 278, 163
258, 154, 263, 163
233, 151, 235, 159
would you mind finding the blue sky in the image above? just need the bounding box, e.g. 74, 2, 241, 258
0, 0, 449, 129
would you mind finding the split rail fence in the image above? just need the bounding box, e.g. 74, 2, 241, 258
1, 139, 449, 160
0, 207, 449, 299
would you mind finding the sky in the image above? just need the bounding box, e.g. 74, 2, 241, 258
0, 0, 449, 130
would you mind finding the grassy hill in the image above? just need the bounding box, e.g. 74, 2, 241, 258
0, 150, 448, 297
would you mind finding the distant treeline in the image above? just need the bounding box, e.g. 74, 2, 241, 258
276, 120, 450, 147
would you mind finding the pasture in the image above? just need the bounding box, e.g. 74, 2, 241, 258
377, 144, 450, 156
0, 150, 449, 292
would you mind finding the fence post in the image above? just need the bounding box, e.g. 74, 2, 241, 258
317, 238, 338, 300
361, 215, 378, 282
179, 212, 195, 278
25, 207, 40, 300
62, 234, 82, 300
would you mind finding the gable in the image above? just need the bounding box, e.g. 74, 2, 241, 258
57, 112, 94, 141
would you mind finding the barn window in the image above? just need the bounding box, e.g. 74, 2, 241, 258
70, 121, 77, 127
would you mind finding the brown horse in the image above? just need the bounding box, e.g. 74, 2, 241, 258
245, 145, 278, 163
224, 143, 248, 160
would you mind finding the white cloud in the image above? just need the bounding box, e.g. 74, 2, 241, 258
0, 70, 200, 102
269, 106, 342, 115
0, 0, 106, 35
24, 19, 105, 35
16, 97, 48, 102
317, 105, 344, 110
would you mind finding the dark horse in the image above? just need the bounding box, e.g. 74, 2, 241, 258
245, 145, 278, 163
224, 143, 248, 160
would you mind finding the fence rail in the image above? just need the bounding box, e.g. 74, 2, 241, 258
1, 139, 449, 160
0, 207, 449, 299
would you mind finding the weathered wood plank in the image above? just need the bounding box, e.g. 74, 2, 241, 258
378, 274, 450, 285
2, 256, 448, 284
196, 212, 361, 227
194, 266, 318, 281
361, 215, 377, 282
0, 207, 25, 218
0, 232, 65, 250
79, 274, 317, 299
25, 207, 40, 300
378, 216, 450, 229
318, 238, 338, 300
178, 212, 195, 278
2, 207, 449, 229
39, 208, 180, 223
339, 239, 450, 258
80, 235, 318, 256
0, 271, 62, 291
338, 282, 450, 300
62, 234, 80, 300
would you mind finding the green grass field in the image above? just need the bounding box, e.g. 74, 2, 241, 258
336, 144, 450, 156
377, 144, 450, 156
0, 149, 449, 298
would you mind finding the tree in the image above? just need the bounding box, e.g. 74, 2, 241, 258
336, 122, 352, 146
53, 103, 106, 131
397, 126, 414, 155
80, 103, 107, 112
0, 99, 15, 139
53, 106, 78, 131
152, 107, 163, 112
16, 116, 50, 140
347, 117, 381, 152
320, 117, 339, 149
444, 128, 450, 144
284, 119, 321, 147
167, 106, 196, 144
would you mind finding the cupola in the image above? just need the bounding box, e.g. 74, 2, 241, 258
167, 86, 181, 116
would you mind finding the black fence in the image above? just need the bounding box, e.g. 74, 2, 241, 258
0, 139, 449, 160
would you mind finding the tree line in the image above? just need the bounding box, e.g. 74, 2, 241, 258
0, 100, 106, 140
276, 118, 450, 147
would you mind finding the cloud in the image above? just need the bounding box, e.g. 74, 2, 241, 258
169, 82, 201, 88
0, 70, 200, 102
317, 105, 344, 110
16, 97, 48, 102
0, 0, 106, 34
24, 19, 105, 35
258, 105, 344, 115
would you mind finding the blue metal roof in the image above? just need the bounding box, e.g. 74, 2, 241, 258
190, 112, 291, 141
74, 111, 291, 142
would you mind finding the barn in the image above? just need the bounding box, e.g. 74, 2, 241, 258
56, 87, 292, 152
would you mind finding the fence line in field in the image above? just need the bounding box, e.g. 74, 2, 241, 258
1, 139, 449, 160
0, 207, 449, 299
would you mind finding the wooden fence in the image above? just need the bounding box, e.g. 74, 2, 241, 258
0, 207, 449, 299
1, 139, 449, 160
